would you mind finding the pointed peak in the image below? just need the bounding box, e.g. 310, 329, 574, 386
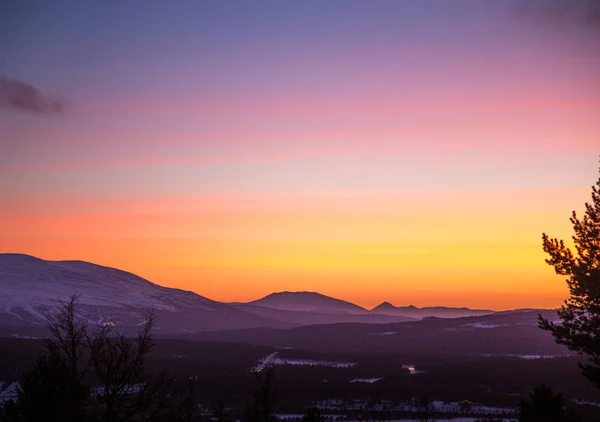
373, 301, 395, 310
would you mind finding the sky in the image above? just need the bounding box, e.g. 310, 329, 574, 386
1, 0, 599, 310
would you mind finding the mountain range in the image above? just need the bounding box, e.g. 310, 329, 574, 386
370, 301, 493, 318
0, 253, 544, 336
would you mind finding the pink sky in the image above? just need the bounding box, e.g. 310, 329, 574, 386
1, 0, 599, 308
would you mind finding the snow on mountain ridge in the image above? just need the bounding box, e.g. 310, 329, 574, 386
0, 254, 296, 333
0, 253, 215, 315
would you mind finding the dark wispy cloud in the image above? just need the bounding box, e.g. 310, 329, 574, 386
0, 77, 65, 114
514, 0, 600, 28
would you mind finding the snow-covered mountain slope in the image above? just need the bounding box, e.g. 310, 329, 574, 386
0, 254, 289, 334
246, 291, 368, 314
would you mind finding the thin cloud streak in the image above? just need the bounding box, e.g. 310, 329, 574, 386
515, 0, 600, 28
0, 77, 65, 114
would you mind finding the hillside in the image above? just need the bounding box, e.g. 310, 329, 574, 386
0, 253, 289, 334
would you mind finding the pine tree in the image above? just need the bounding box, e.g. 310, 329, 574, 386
539, 162, 600, 388
518, 384, 565, 422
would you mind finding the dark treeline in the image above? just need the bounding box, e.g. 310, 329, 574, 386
0, 295, 278, 422
0, 296, 597, 422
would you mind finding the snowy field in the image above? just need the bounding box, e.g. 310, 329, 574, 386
253, 352, 357, 371
277, 417, 512, 422
371, 331, 397, 336
401, 364, 421, 374
350, 378, 382, 383
480, 353, 570, 360
269, 357, 356, 368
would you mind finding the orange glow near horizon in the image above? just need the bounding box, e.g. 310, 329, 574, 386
0, 187, 591, 310
2, 1, 599, 310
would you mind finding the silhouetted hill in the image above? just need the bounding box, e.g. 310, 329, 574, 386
371, 301, 494, 319
246, 291, 368, 314
233, 303, 414, 325
189, 309, 565, 357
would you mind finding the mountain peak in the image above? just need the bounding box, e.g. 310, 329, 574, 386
249, 291, 367, 314
372, 301, 395, 310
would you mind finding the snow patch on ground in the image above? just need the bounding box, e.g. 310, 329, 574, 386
480, 353, 566, 360
513, 354, 554, 360
253, 352, 279, 372
350, 378, 382, 383
377, 331, 397, 336
0, 382, 20, 404
402, 364, 421, 375
11, 334, 40, 339
573, 399, 600, 407
468, 323, 502, 329
272, 358, 356, 368
253, 352, 356, 370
